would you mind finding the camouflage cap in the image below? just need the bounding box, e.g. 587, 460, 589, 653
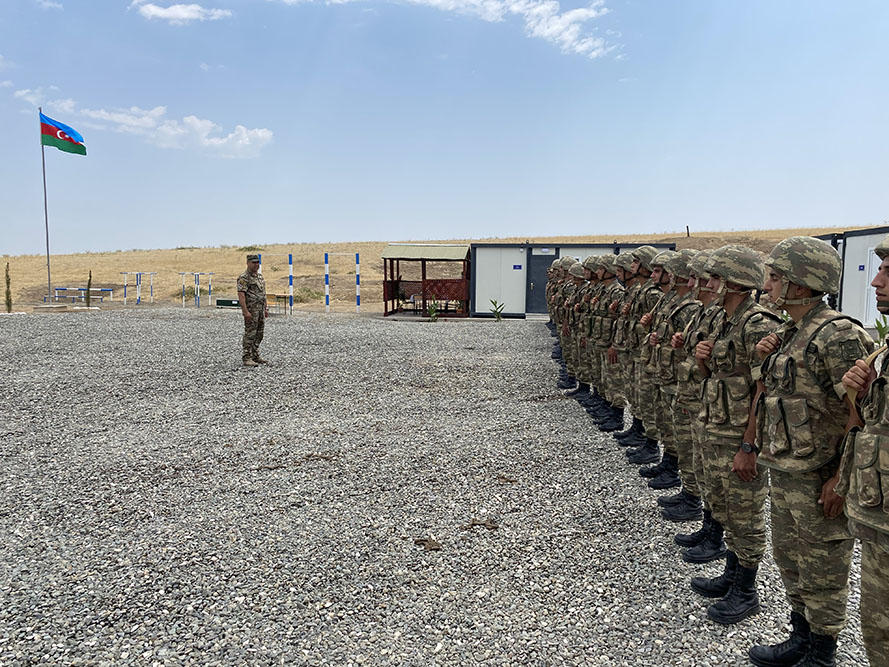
630, 245, 659, 271
568, 263, 586, 278
247, 254, 260, 262
705, 245, 765, 290
665, 248, 698, 280
651, 250, 678, 268
765, 236, 841, 294
615, 252, 636, 270
559, 256, 578, 269
876, 235, 889, 260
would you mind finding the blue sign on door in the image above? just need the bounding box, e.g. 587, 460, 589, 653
860, 265, 866, 271
513, 265, 522, 270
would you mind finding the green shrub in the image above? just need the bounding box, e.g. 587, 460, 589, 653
490, 299, 505, 322
875, 315, 889, 341
237, 245, 263, 252
427, 299, 439, 322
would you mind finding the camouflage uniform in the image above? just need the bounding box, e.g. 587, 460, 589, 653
595, 259, 625, 407
610, 263, 642, 409
755, 239, 873, 651
629, 247, 663, 438
836, 236, 889, 666
237, 264, 267, 363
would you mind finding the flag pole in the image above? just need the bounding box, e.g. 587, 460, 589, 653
39, 106, 52, 303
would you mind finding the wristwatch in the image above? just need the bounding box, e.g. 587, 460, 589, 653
741, 441, 761, 455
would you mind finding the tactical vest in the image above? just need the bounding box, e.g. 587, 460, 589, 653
758, 307, 864, 473
594, 281, 624, 349
612, 282, 641, 352
701, 297, 780, 441
675, 303, 725, 408
838, 341, 889, 536
651, 293, 699, 384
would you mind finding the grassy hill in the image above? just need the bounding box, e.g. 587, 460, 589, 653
2, 226, 875, 311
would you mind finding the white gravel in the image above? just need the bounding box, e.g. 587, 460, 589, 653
0, 308, 868, 665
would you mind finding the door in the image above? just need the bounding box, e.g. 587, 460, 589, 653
526, 247, 558, 313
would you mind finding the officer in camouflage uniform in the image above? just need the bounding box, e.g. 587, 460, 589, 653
668, 251, 731, 564
553, 257, 579, 389
690, 244, 780, 625
838, 234, 889, 667
565, 260, 596, 402
562, 261, 587, 390
574, 256, 605, 410
746, 237, 873, 666
237, 254, 269, 367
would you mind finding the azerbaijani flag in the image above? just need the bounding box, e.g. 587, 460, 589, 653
40, 112, 86, 156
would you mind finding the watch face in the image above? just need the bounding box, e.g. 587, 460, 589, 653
741, 442, 753, 453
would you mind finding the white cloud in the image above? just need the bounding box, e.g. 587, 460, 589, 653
271, 0, 614, 58
0, 81, 12, 88
48, 98, 77, 113
35, 0, 64, 9
129, 0, 233, 25
79, 104, 272, 158
13, 85, 60, 106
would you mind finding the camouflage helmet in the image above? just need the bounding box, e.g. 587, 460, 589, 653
765, 236, 841, 298
665, 248, 698, 280
705, 245, 765, 291
615, 252, 636, 271
559, 256, 578, 269
688, 250, 711, 278
550, 258, 560, 269
630, 245, 659, 271
651, 250, 678, 268
568, 263, 586, 279
599, 254, 617, 274
876, 235, 889, 260
582, 255, 600, 271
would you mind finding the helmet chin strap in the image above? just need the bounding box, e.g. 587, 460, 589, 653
773, 277, 822, 307
878, 301, 889, 313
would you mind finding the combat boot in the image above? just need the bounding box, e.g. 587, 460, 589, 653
793, 632, 836, 667
706, 561, 760, 625
639, 457, 668, 479
691, 550, 737, 598
626, 438, 659, 464
599, 406, 625, 432
661, 494, 702, 522
565, 382, 589, 398
253, 356, 269, 364
242, 358, 258, 367
748, 611, 810, 667
614, 417, 643, 441
674, 509, 712, 547
648, 453, 680, 490
657, 489, 686, 507
557, 375, 577, 390
682, 518, 727, 563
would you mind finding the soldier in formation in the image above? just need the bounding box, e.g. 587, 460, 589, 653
545, 237, 887, 666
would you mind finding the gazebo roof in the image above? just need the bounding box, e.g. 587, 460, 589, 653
381, 244, 470, 261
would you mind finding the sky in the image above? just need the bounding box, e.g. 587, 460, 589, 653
2, 0, 888, 255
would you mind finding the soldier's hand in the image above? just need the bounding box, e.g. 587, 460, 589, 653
264, 307, 269, 318
607, 347, 618, 364
842, 359, 871, 396
819, 473, 845, 519
621, 304, 631, 316
243, 310, 253, 323
609, 301, 618, 313
649, 332, 660, 346
731, 449, 758, 482
695, 340, 714, 362
671, 332, 685, 349
755, 333, 780, 360
640, 312, 652, 327
591, 297, 600, 307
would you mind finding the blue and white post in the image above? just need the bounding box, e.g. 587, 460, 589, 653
324, 252, 330, 314
289, 253, 294, 314
136, 272, 142, 305
355, 253, 361, 313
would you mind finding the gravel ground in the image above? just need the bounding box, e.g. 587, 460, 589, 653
0, 308, 869, 666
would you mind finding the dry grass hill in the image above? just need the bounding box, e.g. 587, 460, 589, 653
1, 226, 876, 312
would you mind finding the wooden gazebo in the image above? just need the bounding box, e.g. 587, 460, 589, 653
382, 244, 471, 317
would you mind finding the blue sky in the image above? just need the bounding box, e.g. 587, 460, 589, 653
2, 0, 888, 255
